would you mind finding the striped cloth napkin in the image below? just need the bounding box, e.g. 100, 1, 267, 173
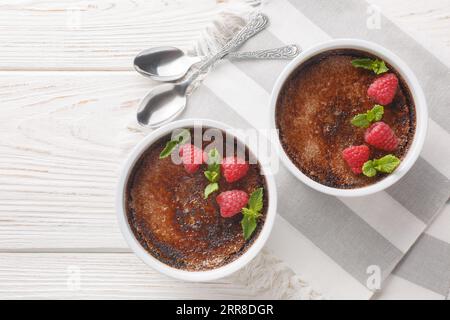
182, 0, 450, 299
121, 0, 450, 299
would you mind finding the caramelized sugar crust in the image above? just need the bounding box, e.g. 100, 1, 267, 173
126, 130, 267, 271
276, 49, 416, 188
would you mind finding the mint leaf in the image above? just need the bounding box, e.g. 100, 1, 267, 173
362, 160, 377, 177
372, 104, 384, 121
351, 105, 384, 128
351, 58, 389, 75
351, 114, 370, 128
159, 129, 190, 159
248, 187, 263, 212
204, 182, 219, 199
204, 171, 219, 183
363, 154, 400, 177
159, 140, 179, 159
203, 148, 221, 198
241, 215, 257, 241
374, 154, 400, 173
241, 188, 264, 240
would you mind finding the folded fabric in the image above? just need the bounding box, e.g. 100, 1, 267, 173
119, 0, 450, 299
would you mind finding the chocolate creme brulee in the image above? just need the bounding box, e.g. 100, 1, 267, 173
276, 49, 416, 188
126, 129, 267, 271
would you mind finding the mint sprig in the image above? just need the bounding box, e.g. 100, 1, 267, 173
362, 154, 401, 177
241, 188, 263, 240
159, 129, 190, 159
351, 58, 389, 75
351, 105, 384, 128
203, 148, 221, 199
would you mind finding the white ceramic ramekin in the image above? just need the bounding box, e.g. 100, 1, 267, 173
270, 39, 427, 197
116, 119, 277, 281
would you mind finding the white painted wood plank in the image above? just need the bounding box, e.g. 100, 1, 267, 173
0, 72, 150, 250
0, 0, 448, 300
0, 0, 228, 70
0, 0, 449, 70
0, 253, 262, 299
369, 0, 450, 66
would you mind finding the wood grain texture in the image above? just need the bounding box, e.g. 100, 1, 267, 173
0, 253, 262, 299
0, 0, 225, 70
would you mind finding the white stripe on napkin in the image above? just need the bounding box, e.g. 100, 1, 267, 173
203, 63, 270, 130
201, 0, 450, 299
266, 216, 373, 299
263, 0, 329, 46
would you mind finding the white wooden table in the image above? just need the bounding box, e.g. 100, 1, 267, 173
0, 0, 449, 299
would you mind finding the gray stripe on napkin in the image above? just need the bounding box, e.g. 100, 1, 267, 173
387, 158, 450, 223
277, 166, 402, 284
187, 85, 403, 287
230, 35, 450, 224
230, 30, 288, 92
393, 234, 450, 296
287, 0, 450, 131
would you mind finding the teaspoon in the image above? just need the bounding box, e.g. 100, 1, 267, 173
134, 44, 300, 82
137, 13, 269, 128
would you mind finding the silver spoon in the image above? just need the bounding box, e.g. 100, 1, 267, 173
134, 44, 300, 81
137, 13, 269, 128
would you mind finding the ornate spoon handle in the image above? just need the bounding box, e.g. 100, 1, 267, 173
227, 44, 300, 60
183, 13, 269, 86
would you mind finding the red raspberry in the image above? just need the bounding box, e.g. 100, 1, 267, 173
221, 156, 249, 183
364, 122, 398, 151
179, 144, 206, 174
342, 145, 370, 174
367, 73, 398, 105
216, 190, 249, 218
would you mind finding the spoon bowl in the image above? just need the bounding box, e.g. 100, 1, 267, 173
134, 44, 300, 82
134, 46, 201, 82
137, 83, 188, 127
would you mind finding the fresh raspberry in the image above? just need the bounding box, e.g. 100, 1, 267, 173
364, 122, 398, 151
342, 145, 370, 174
179, 144, 206, 174
221, 156, 249, 183
367, 73, 398, 105
216, 190, 249, 218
